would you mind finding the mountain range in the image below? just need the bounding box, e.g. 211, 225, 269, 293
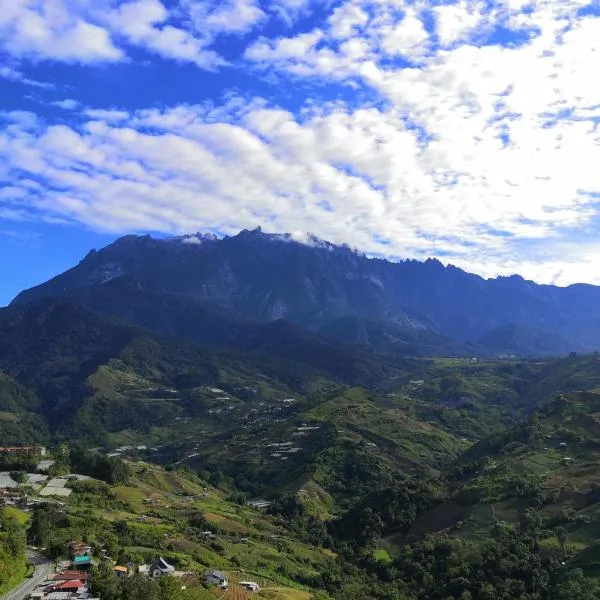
10, 228, 600, 356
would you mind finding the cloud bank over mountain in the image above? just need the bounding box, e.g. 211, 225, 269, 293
0, 0, 599, 285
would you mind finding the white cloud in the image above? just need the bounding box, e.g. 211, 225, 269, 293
269, 0, 315, 26
185, 0, 266, 35
0, 64, 54, 88
434, 1, 491, 46
378, 9, 430, 59
0, 0, 123, 63
328, 2, 369, 39
52, 99, 80, 110
245, 29, 325, 62
0, 0, 257, 69
50, 101, 128, 121
102, 0, 225, 69
83, 108, 130, 121
273, 0, 312, 9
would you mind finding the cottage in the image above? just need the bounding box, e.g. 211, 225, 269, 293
70, 541, 92, 554
113, 565, 128, 577
138, 564, 151, 577
203, 570, 228, 588
72, 555, 90, 568
70, 543, 92, 569
151, 557, 175, 578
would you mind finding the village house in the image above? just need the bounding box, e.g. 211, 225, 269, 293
69, 541, 92, 569
138, 564, 151, 577
151, 557, 175, 578
203, 570, 228, 588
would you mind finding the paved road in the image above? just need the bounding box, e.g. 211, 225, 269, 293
0, 552, 53, 600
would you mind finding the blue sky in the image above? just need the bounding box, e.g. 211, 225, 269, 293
1, 0, 599, 305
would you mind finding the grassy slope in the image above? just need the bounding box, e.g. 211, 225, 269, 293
168, 386, 468, 510
0, 563, 28, 596
382, 387, 600, 576
58, 463, 333, 600
154, 357, 600, 510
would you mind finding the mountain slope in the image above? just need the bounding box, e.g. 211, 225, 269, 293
0, 371, 48, 444
11, 229, 600, 355
319, 315, 480, 357
0, 300, 417, 441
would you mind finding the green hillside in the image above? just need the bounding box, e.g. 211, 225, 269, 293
377, 389, 600, 581
24, 459, 330, 600
168, 387, 467, 507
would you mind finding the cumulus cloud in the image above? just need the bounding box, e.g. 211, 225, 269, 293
269, 0, 315, 25
51, 99, 80, 110
102, 0, 225, 69
184, 0, 266, 35
0, 0, 261, 68
0, 0, 123, 63
0, 64, 54, 88
83, 108, 130, 121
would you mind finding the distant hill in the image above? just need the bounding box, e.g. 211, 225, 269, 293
11, 228, 600, 356
319, 315, 480, 357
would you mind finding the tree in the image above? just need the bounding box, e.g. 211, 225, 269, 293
28, 506, 53, 547
553, 569, 600, 599
90, 563, 119, 600
159, 576, 185, 600
440, 375, 465, 395
9, 471, 28, 484
118, 575, 160, 600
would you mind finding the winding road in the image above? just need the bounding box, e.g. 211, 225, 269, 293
0, 552, 53, 600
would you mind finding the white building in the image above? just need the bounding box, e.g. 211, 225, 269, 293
203, 570, 228, 588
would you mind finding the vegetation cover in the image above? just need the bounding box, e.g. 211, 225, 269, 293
0, 506, 27, 594
5, 300, 600, 598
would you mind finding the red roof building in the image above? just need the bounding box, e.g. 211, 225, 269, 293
52, 580, 84, 591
